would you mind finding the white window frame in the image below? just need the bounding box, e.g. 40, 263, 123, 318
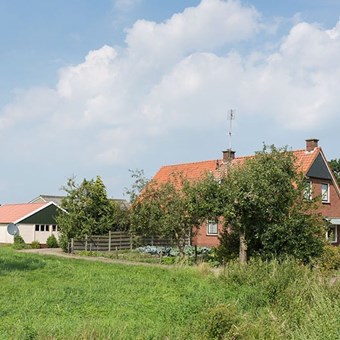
321, 183, 330, 203
35, 224, 51, 232
207, 220, 218, 235
326, 225, 338, 243
304, 181, 312, 200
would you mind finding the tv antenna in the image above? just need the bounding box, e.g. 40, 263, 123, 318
227, 109, 235, 152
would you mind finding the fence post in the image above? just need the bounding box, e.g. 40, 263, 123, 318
109, 231, 112, 252
130, 234, 133, 250
85, 235, 88, 251
71, 238, 74, 253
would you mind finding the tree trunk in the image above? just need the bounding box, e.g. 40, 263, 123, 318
239, 230, 247, 264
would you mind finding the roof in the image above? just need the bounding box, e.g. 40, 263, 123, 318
293, 148, 320, 174
153, 148, 322, 184
29, 195, 128, 207
0, 203, 49, 224
29, 195, 64, 206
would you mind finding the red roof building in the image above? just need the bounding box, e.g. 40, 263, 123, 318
0, 202, 64, 244
153, 139, 340, 247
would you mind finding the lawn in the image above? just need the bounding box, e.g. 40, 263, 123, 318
0, 246, 339, 339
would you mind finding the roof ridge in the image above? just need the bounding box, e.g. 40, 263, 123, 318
160, 159, 218, 168
159, 149, 318, 169
2, 202, 46, 206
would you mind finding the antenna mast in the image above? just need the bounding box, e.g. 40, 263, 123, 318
227, 109, 235, 152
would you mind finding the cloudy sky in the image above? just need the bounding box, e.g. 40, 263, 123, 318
1, 0, 340, 203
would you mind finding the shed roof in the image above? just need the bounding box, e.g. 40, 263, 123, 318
0, 202, 52, 224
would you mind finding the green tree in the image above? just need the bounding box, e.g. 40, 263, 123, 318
197, 146, 325, 264
56, 176, 124, 249
130, 172, 205, 257
329, 159, 340, 185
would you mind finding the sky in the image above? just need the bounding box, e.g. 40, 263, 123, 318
1, 0, 340, 203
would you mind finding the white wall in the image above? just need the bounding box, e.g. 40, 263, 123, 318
0, 224, 59, 244
0, 224, 14, 243
34, 227, 58, 244
18, 224, 35, 243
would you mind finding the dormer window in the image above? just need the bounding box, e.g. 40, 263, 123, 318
321, 183, 330, 203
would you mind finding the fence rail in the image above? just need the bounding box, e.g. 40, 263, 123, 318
70, 231, 173, 252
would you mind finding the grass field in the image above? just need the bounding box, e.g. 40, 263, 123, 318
0, 246, 339, 339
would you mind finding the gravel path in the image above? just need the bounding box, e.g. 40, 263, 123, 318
18, 248, 171, 268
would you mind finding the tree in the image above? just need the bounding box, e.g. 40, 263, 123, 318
197, 146, 325, 264
56, 176, 124, 249
329, 159, 340, 185
130, 172, 205, 257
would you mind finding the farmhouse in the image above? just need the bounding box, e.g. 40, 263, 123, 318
0, 202, 64, 244
153, 139, 340, 247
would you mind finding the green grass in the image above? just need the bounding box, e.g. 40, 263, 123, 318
0, 246, 339, 339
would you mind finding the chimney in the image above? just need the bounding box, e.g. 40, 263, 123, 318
222, 149, 235, 162
305, 138, 319, 152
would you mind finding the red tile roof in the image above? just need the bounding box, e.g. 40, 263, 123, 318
0, 203, 47, 224
294, 148, 320, 173
153, 148, 321, 184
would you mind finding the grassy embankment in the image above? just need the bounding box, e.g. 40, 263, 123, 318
0, 246, 339, 339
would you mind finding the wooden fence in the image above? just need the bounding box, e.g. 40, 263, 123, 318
70, 231, 173, 252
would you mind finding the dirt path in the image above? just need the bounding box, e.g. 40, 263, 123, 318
18, 248, 172, 268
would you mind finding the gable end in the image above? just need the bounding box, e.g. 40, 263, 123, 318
20, 204, 60, 224
306, 153, 332, 180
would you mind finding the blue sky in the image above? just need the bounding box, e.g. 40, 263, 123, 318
1, 0, 340, 203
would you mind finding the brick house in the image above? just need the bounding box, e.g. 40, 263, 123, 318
153, 139, 340, 247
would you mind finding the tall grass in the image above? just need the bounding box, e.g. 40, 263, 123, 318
0, 246, 338, 339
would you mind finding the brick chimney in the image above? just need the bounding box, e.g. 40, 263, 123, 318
222, 149, 236, 162
305, 138, 319, 152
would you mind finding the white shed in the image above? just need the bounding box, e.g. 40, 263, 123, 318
0, 202, 64, 244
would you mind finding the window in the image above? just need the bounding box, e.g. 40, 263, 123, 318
321, 183, 330, 203
35, 224, 51, 232
304, 181, 312, 200
326, 225, 338, 243
207, 221, 218, 235
52, 225, 58, 232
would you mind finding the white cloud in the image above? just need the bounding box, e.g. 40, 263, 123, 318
1, 0, 340, 174
141, 17, 340, 131
125, 0, 261, 65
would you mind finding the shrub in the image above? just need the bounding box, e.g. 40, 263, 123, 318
58, 233, 69, 252
30, 240, 40, 249
46, 234, 59, 248
13, 234, 26, 249
216, 230, 240, 262
204, 303, 240, 339
313, 245, 340, 271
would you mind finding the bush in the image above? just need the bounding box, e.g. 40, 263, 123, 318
46, 234, 59, 248
216, 230, 240, 262
13, 234, 26, 249
204, 303, 240, 339
313, 245, 340, 271
58, 233, 69, 252
30, 240, 40, 249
